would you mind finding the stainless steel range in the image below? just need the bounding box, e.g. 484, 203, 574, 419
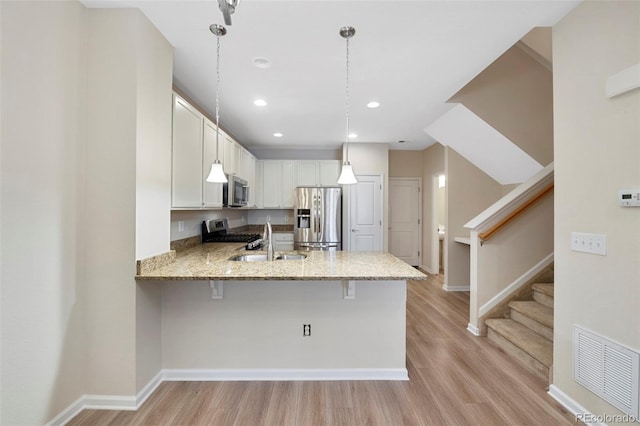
201, 218, 261, 244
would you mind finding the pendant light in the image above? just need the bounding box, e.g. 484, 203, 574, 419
337, 26, 358, 185
206, 24, 228, 184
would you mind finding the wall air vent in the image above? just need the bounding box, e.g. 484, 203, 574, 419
573, 325, 640, 419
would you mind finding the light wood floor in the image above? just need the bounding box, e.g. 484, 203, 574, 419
68, 274, 575, 425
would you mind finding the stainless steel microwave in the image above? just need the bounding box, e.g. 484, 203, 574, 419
223, 175, 249, 207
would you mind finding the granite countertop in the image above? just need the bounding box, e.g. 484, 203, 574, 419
136, 242, 427, 281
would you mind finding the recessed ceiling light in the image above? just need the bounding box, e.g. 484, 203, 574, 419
348, 133, 357, 139
367, 101, 380, 108
273, 132, 283, 138
254, 99, 267, 107
253, 57, 272, 69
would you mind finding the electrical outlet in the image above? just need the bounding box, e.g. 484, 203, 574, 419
571, 232, 607, 256
303, 324, 311, 337
284, 215, 289, 223
178, 221, 185, 233
266, 215, 271, 222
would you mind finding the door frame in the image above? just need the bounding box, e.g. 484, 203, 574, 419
389, 177, 422, 266
431, 172, 445, 274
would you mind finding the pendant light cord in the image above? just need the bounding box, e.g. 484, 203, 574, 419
345, 35, 350, 163
215, 35, 221, 162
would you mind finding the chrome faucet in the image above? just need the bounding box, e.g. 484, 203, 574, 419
263, 222, 274, 261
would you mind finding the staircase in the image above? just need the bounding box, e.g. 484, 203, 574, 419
485, 283, 554, 383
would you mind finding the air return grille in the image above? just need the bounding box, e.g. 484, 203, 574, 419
573, 325, 639, 418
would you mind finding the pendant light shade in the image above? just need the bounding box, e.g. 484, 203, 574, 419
337, 162, 357, 184
206, 24, 228, 184
206, 160, 227, 183
338, 26, 357, 185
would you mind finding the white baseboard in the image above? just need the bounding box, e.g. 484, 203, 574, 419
467, 323, 481, 336
46, 371, 163, 426
48, 368, 407, 425
442, 284, 470, 292
421, 265, 436, 275
479, 252, 554, 318
162, 368, 409, 381
548, 385, 605, 426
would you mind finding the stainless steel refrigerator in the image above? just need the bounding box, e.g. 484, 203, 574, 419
294, 187, 342, 251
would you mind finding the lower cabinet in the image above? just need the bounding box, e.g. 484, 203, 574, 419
273, 233, 294, 251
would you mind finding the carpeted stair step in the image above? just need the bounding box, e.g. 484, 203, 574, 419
508, 301, 553, 341
486, 318, 552, 381
532, 283, 554, 308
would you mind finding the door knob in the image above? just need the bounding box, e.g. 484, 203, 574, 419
351, 229, 359, 232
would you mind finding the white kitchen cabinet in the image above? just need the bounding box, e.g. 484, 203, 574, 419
172, 94, 204, 208
319, 160, 341, 186
223, 134, 236, 176
281, 160, 295, 207
273, 233, 294, 251
202, 119, 223, 207
261, 160, 295, 208
262, 160, 282, 208
255, 160, 264, 208
293, 160, 341, 187
171, 92, 255, 210
243, 150, 256, 206
296, 160, 319, 186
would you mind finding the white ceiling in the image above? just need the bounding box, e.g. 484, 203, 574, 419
80, 0, 579, 152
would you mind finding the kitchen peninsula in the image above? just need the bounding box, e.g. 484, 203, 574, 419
136, 243, 426, 381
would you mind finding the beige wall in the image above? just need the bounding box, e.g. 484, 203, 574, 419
1, 4, 173, 422
469, 191, 554, 329
553, 0, 640, 419
389, 150, 424, 178
1, 2, 88, 423
445, 147, 503, 289
84, 8, 172, 397
421, 143, 445, 272
449, 44, 554, 167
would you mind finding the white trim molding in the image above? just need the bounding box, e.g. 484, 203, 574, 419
162, 368, 409, 382
606, 63, 640, 98
443, 284, 470, 292
548, 385, 606, 426
45, 371, 163, 426
479, 252, 554, 318
467, 323, 481, 336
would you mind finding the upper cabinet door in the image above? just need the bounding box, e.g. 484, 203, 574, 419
296, 160, 319, 186
172, 94, 204, 208
202, 119, 223, 208
262, 160, 282, 208
281, 160, 296, 208
223, 135, 236, 176
319, 160, 341, 186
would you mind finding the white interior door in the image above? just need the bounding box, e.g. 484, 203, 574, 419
389, 178, 421, 265
349, 174, 383, 251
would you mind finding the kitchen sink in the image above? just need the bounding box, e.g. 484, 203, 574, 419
228, 253, 307, 262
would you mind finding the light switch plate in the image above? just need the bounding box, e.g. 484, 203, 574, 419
571, 232, 607, 256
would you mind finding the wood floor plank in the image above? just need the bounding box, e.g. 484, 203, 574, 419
67, 274, 577, 425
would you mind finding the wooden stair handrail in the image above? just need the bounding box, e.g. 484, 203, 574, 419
478, 182, 554, 243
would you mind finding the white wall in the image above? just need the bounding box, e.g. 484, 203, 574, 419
171, 209, 248, 240
553, 0, 640, 418
1, 2, 88, 424
248, 209, 293, 225
161, 280, 406, 370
